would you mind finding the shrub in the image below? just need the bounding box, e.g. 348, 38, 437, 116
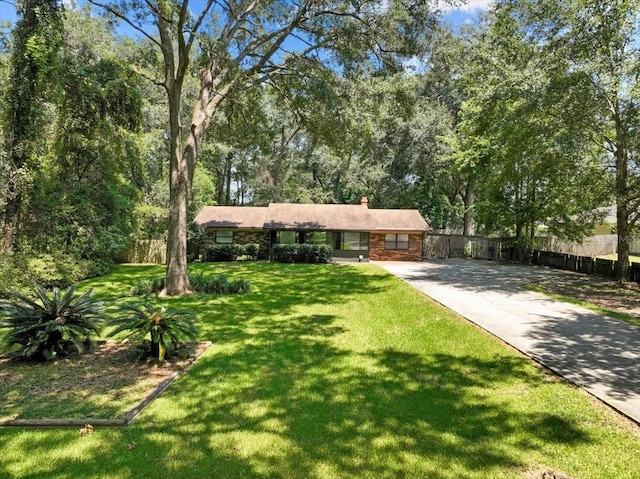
188, 273, 225, 293
225, 278, 252, 294
314, 244, 333, 263
0, 285, 104, 361
0, 255, 21, 292
271, 244, 298, 263
128, 273, 251, 296
20, 253, 89, 289
85, 258, 114, 279
244, 243, 260, 260
129, 277, 165, 296
206, 244, 245, 261
272, 244, 333, 263
108, 303, 199, 361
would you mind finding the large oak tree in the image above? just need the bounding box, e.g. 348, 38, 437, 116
88, 0, 442, 295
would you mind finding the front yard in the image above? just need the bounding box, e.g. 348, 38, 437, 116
0, 262, 639, 478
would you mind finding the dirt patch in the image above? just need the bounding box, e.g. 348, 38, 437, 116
0, 341, 209, 421
530, 273, 640, 321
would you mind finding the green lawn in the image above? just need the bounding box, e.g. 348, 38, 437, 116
597, 254, 640, 263
1, 262, 639, 479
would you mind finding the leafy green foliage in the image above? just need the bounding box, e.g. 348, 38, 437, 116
0, 251, 112, 292
448, 6, 612, 255
189, 273, 252, 295
108, 303, 198, 361
272, 244, 333, 263
486, 0, 639, 276
205, 244, 245, 262
244, 243, 260, 260
202, 243, 262, 262
129, 273, 251, 296
2, 7, 144, 281
128, 277, 166, 296
2, 0, 63, 253
0, 285, 104, 361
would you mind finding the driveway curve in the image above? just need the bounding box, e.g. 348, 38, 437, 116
376, 259, 640, 424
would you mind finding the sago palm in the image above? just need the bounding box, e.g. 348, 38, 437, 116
108, 303, 198, 361
0, 285, 104, 361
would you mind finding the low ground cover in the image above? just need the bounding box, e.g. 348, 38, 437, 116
0, 262, 639, 478
525, 274, 640, 327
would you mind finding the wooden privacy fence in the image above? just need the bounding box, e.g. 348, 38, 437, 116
533, 235, 618, 257
424, 234, 514, 261
117, 239, 166, 264
424, 235, 640, 283
531, 250, 640, 283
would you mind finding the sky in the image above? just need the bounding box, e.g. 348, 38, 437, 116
0, 0, 494, 29
442, 0, 494, 28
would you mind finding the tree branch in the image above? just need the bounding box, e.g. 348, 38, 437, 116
88, 0, 161, 48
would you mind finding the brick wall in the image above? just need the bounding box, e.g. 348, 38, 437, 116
369, 233, 423, 261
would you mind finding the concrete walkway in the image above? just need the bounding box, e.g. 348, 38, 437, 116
376, 259, 640, 424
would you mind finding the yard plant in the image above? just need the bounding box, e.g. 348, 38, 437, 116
108, 302, 198, 361
129, 273, 251, 296
0, 284, 103, 361
0, 263, 639, 479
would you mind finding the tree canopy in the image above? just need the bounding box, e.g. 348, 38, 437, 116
2, 0, 639, 288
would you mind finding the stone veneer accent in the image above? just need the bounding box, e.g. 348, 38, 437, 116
369, 233, 424, 261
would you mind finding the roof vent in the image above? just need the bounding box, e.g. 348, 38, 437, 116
360, 196, 369, 207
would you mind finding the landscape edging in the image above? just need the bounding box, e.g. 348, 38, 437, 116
0, 341, 212, 428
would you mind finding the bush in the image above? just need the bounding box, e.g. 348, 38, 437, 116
225, 278, 252, 294
313, 244, 333, 263
129, 277, 165, 296
188, 273, 226, 293
0, 285, 104, 361
0, 256, 21, 292
272, 244, 333, 263
271, 244, 298, 263
108, 303, 198, 361
20, 253, 89, 289
85, 258, 114, 279
206, 244, 245, 261
244, 243, 260, 260
0, 251, 113, 291
128, 273, 251, 296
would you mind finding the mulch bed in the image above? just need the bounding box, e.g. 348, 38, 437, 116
0, 340, 210, 426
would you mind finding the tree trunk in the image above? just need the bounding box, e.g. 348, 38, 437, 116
2, 193, 21, 253
614, 147, 630, 281
160, 72, 193, 296
161, 67, 227, 296
225, 152, 233, 205
161, 137, 193, 296
612, 108, 630, 281
462, 179, 475, 236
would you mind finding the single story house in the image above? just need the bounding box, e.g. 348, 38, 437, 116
194, 197, 430, 261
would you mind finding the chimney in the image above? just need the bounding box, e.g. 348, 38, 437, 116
360, 196, 369, 207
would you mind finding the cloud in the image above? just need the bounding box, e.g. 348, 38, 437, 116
441, 0, 494, 13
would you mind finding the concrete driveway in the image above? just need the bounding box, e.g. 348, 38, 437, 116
376, 258, 640, 424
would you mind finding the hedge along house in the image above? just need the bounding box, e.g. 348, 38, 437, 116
194, 197, 430, 261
